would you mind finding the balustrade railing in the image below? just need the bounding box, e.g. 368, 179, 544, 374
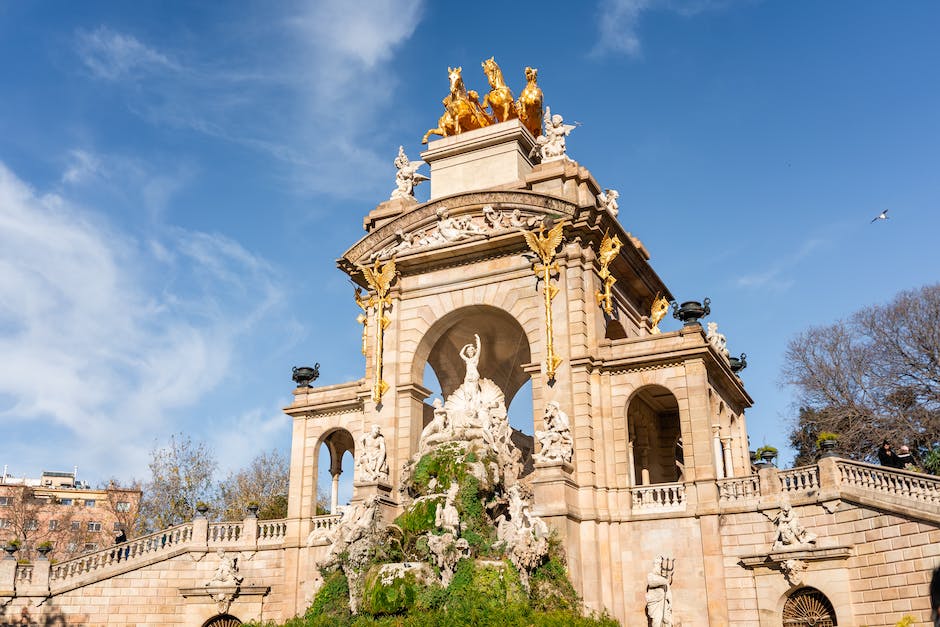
717, 475, 760, 503
837, 459, 940, 506
631, 483, 686, 512
258, 520, 288, 543
310, 514, 342, 533
778, 466, 819, 495
208, 522, 242, 544
50, 523, 193, 583
15, 564, 33, 584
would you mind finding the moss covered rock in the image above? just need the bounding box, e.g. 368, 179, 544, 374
360, 562, 434, 616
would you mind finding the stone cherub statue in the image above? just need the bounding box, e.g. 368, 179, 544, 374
773, 502, 817, 550
533, 401, 573, 465
435, 481, 461, 536
645, 555, 675, 627
356, 425, 389, 483
706, 321, 730, 360
599, 188, 619, 217
531, 106, 577, 162
390, 146, 428, 200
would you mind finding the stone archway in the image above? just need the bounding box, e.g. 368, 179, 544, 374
202, 614, 241, 627
627, 385, 682, 485
317, 428, 355, 514
782, 587, 837, 626
412, 304, 532, 406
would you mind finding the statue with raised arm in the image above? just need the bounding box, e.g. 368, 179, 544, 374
356, 425, 389, 483
459, 334, 482, 394
645, 555, 675, 627
390, 146, 429, 200
532, 106, 576, 162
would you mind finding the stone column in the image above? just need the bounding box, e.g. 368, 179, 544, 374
712, 424, 725, 480
721, 435, 735, 479
627, 440, 637, 486
330, 472, 341, 514
638, 446, 650, 486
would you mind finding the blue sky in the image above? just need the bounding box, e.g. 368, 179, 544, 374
1, 1, 938, 493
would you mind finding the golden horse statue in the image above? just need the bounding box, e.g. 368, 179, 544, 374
481, 57, 518, 123
515, 66, 544, 138
422, 66, 493, 144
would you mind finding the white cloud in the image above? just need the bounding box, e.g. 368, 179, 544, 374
735, 238, 824, 291
594, 0, 740, 57
62, 149, 104, 184
77, 26, 179, 80
0, 161, 284, 478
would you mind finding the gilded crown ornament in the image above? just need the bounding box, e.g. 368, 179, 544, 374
521, 220, 566, 379
357, 257, 398, 403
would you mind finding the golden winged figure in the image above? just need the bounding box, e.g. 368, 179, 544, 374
650, 291, 670, 334
597, 232, 622, 268
360, 258, 397, 298
522, 220, 566, 265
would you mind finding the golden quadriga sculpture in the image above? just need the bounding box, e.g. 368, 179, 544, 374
423, 59, 544, 143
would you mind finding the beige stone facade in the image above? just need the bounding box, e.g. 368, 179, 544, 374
3, 120, 940, 626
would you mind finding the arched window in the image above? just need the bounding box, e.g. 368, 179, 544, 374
202, 614, 241, 627
782, 587, 837, 626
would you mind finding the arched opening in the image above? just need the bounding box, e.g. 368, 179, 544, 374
316, 429, 355, 514
605, 319, 627, 340
782, 587, 837, 626
202, 614, 241, 627
627, 385, 682, 485
413, 304, 534, 467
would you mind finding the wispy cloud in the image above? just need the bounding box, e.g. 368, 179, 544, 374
735, 238, 825, 291
73, 0, 425, 197
0, 161, 285, 478
594, 0, 740, 57
77, 26, 179, 80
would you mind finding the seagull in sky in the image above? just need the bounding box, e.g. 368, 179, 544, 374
870, 209, 889, 223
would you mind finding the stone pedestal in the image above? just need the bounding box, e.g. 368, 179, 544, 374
530, 461, 576, 519
421, 119, 536, 199
352, 481, 398, 523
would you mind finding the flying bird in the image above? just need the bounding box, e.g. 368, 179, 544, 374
870, 209, 889, 223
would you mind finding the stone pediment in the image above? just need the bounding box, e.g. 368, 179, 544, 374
341, 190, 577, 269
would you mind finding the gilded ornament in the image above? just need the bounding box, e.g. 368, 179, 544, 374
358, 258, 398, 403
354, 287, 369, 356
423, 66, 493, 144
650, 292, 670, 335
481, 57, 518, 123
516, 66, 544, 138
521, 221, 566, 379
594, 231, 622, 316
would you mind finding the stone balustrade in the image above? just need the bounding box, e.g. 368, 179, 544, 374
836, 458, 940, 506
208, 521, 243, 544
777, 465, 819, 496
717, 475, 760, 504
258, 520, 288, 543
15, 563, 33, 584
631, 482, 686, 512
310, 514, 342, 533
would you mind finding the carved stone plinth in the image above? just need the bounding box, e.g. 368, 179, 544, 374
530, 461, 575, 519
352, 481, 397, 523
364, 196, 419, 232
179, 585, 270, 616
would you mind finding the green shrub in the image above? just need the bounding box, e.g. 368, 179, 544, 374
360, 566, 421, 616
306, 569, 351, 620
815, 432, 840, 448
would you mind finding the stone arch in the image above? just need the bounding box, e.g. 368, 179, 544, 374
410, 304, 533, 407
604, 319, 627, 340
316, 428, 355, 514
626, 384, 682, 485
202, 615, 241, 627
781, 586, 837, 626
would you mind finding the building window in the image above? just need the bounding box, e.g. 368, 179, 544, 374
70, 521, 81, 531
49, 519, 59, 531
87, 521, 102, 532
115, 501, 131, 512
83, 543, 98, 552
84, 499, 96, 507
0, 496, 11, 506
25, 519, 38, 531
0, 518, 10, 529
113, 522, 123, 531
60, 498, 73, 506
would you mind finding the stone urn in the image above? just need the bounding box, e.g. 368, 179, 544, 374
818, 439, 839, 459
195, 503, 210, 518
246, 503, 260, 518
292, 363, 320, 388
37, 544, 53, 559
3, 543, 18, 559
759, 449, 777, 467
729, 353, 747, 373
671, 298, 711, 326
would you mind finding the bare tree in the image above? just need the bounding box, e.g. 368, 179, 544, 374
0, 487, 83, 562
139, 434, 218, 533
217, 449, 289, 521
783, 284, 940, 466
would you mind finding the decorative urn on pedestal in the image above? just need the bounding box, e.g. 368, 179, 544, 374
671, 298, 711, 326
729, 353, 748, 373
292, 363, 320, 388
